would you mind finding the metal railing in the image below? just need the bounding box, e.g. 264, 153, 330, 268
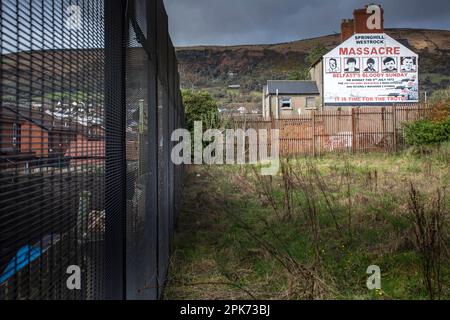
227, 105, 427, 156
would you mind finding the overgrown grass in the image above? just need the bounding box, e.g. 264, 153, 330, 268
164, 148, 450, 300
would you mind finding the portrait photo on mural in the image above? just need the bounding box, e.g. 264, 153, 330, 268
344, 57, 360, 73
401, 57, 417, 72
382, 57, 398, 72
362, 57, 379, 72
325, 57, 341, 73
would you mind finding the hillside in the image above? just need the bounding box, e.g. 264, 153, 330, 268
176, 28, 450, 111
1, 28, 449, 113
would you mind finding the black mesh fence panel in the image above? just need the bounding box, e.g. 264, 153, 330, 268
0, 0, 184, 300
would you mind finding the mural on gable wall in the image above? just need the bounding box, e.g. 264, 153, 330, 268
323, 33, 419, 106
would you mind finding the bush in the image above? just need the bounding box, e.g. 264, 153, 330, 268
403, 117, 450, 147
182, 89, 220, 133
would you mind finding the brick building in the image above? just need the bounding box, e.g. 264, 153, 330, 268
262, 80, 320, 119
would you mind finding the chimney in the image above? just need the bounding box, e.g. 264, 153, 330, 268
341, 19, 354, 42
353, 4, 384, 34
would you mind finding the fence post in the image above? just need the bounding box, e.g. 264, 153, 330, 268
381, 107, 386, 150
351, 108, 356, 154
312, 111, 316, 157
337, 107, 342, 133
423, 102, 428, 118
105, 0, 127, 300
392, 105, 398, 152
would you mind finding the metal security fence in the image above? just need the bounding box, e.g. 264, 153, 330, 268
0, 0, 184, 300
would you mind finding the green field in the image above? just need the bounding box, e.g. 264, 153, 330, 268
165, 146, 450, 300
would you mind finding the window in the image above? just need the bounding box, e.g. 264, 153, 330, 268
88, 127, 103, 141
280, 97, 292, 109
12, 123, 19, 148
306, 97, 316, 109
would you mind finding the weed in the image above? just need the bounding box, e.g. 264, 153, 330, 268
407, 183, 448, 299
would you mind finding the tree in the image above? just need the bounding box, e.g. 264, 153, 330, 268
287, 68, 310, 81
182, 89, 220, 133
305, 41, 328, 67
288, 42, 329, 81
428, 87, 450, 105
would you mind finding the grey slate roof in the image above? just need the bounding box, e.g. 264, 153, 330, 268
267, 80, 319, 95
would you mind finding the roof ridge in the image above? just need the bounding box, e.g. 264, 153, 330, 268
266, 80, 319, 95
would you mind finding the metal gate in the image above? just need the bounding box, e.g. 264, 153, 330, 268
0, 0, 184, 300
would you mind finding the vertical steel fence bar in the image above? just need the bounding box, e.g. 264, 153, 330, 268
105, 0, 126, 300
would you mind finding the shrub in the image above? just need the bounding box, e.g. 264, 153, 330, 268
403, 117, 450, 147
182, 89, 220, 133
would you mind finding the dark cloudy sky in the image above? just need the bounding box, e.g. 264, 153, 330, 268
163, 0, 450, 47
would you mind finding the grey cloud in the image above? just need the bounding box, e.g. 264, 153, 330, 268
163, 0, 450, 46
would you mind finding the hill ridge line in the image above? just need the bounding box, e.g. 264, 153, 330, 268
176, 28, 450, 50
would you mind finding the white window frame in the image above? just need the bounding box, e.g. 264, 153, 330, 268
12, 123, 18, 148
280, 97, 292, 110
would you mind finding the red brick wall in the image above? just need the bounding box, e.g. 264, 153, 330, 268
0, 123, 14, 149
21, 124, 49, 157
341, 19, 355, 42
65, 134, 105, 166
